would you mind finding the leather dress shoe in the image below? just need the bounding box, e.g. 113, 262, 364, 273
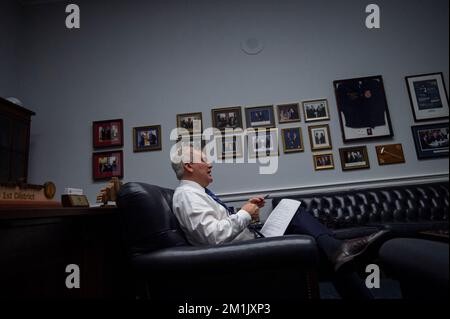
331, 230, 390, 272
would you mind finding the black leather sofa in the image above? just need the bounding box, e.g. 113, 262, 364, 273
271, 182, 449, 240
117, 182, 320, 301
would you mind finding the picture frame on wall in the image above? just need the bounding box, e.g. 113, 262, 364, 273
211, 106, 243, 131
405, 72, 449, 122
302, 99, 330, 122
176, 112, 203, 135
247, 128, 279, 158
93, 119, 124, 149
215, 134, 244, 160
276, 103, 301, 124
339, 146, 370, 171
313, 153, 335, 171
178, 134, 204, 150
308, 124, 332, 151
411, 123, 449, 159
281, 127, 304, 153
133, 125, 162, 152
244, 105, 276, 129
333, 75, 394, 142
93, 150, 124, 181
375, 143, 406, 165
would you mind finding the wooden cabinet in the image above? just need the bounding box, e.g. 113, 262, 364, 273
0, 207, 129, 299
0, 97, 35, 183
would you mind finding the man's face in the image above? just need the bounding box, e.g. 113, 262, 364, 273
185, 150, 213, 187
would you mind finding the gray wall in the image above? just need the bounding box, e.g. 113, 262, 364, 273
12, 0, 450, 204
0, 0, 21, 98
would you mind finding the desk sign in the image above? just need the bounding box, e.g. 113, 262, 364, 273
0, 182, 60, 207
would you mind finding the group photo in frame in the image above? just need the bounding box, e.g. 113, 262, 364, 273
405, 72, 449, 122
176, 112, 203, 135
244, 105, 276, 129
276, 103, 301, 123
247, 128, 279, 158
313, 153, 335, 171
281, 127, 304, 153
211, 106, 243, 131
133, 125, 162, 152
302, 99, 330, 122
92, 150, 124, 181
93, 119, 124, 149
411, 123, 449, 160
339, 146, 370, 171
215, 134, 244, 160
334, 75, 394, 142
308, 124, 332, 151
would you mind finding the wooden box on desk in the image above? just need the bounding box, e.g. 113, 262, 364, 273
61, 194, 90, 207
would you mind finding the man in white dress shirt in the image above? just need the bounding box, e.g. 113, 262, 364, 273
172, 146, 262, 246
171, 145, 388, 299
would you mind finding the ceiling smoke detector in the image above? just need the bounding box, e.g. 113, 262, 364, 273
241, 38, 264, 55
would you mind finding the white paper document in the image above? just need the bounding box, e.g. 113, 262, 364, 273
260, 199, 301, 237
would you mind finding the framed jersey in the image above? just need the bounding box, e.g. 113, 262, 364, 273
333, 75, 394, 143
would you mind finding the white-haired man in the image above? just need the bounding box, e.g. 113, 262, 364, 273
171, 145, 388, 299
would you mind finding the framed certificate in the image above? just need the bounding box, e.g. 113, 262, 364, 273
405, 72, 449, 122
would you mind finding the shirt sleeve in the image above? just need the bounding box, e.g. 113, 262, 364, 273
174, 191, 252, 245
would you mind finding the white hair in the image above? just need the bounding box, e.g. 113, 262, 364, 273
170, 142, 203, 180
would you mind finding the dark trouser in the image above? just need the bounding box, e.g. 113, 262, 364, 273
285, 207, 333, 238
284, 208, 373, 299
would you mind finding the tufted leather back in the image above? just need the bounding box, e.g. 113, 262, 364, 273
117, 182, 189, 255
272, 182, 449, 229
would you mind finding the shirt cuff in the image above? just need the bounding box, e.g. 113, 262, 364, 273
236, 209, 252, 224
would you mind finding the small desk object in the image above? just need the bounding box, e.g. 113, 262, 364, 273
61, 194, 90, 207
0, 181, 60, 207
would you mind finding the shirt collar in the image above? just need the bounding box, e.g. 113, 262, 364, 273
179, 179, 206, 192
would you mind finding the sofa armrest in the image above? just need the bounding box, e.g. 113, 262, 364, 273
132, 235, 318, 275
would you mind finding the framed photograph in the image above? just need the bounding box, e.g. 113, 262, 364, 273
93, 119, 123, 149
211, 106, 243, 131
93, 150, 124, 181
411, 123, 449, 159
277, 103, 301, 123
313, 153, 335, 171
281, 127, 304, 153
176, 112, 203, 135
244, 105, 276, 129
215, 134, 244, 159
334, 75, 393, 142
405, 72, 449, 122
247, 128, 278, 158
177, 134, 204, 151
302, 99, 330, 122
375, 143, 406, 165
133, 125, 162, 152
339, 146, 370, 171
308, 124, 332, 151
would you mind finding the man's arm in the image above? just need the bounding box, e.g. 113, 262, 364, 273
173, 191, 254, 245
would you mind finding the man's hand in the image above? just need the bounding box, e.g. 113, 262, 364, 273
249, 196, 266, 208
241, 202, 260, 221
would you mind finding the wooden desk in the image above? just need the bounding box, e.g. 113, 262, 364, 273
0, 206, 130, 299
